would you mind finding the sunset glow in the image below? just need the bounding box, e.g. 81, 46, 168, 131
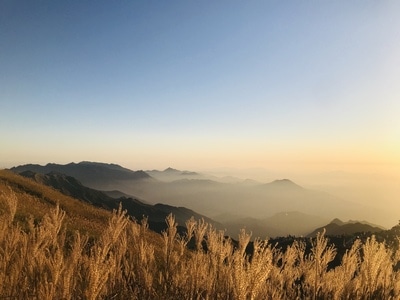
1, 1, 400, 226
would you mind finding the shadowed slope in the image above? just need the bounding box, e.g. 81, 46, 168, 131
17, 170, 223, 233
0, 169, 111, 236
11, 161, 153, 189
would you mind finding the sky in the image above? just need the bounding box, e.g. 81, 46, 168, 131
1, 1, 399, 185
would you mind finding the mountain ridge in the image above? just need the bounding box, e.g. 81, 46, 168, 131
10, 161, 387, 236
307, 220, 385, 237
17, 170, 222, 233
10, 162, 153, 190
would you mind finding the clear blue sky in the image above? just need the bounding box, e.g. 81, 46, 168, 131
1, 0, 399, 173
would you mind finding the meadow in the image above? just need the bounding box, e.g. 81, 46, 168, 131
0, 172, 400, 299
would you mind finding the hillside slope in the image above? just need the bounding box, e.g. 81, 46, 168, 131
11, 161, 152, 189
0, 169, 158, 244
17, 170, 222, 233
0, 169, 111, 236
10, 162, 360, 221
1, 170, 400, 299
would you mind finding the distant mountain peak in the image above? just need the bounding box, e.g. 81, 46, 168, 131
10, 161, 153, 189
78, 161, 118, 166
164, 167, 180, 172
134, 170, 150, 177
76, 161, 132, 171
181, 171, 199, 176
308, 219, 385, 237
273, 179, 295, 184
268, 179, 302, 189
330, 218, 344, 225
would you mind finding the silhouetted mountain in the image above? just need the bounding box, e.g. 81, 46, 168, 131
181, 171, 199, 176
345, 219, 386, 230
102, 190, 138, 199
19, 170, 134, 209
164, 167, 180, 173
146, 167, 250, 185
307, 219, 384, 237
18, 170, 222, 233
330, 218, 345, 226
11, 161, 384, 236
146, 168, 202, 182
265, 179, 303, 190
11, 161, 153, 190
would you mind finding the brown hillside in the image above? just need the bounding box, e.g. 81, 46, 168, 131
0, 169, 112, 236
0, 169, 161, 247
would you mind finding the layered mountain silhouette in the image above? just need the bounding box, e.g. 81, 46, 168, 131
307, 218, 385, 237
11, 161, 152, 190
18, 170, 221, 233
263, 179, 303, 190
146, 167, 203, 182
11, 161, 386, 237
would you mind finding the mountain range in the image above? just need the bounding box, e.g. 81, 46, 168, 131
10, 161, 387, 237
18, 169, 221, 233
307, 218, 385, 237
11, 161, 152, 189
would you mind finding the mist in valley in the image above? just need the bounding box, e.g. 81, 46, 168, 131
198, 165, 400, 228
12, 161, 397, 238
132, 167, 396, 228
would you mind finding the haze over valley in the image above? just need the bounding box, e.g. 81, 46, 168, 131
10, 161, 397, 237
1, 1, 399, 236
2, 2, 400, 298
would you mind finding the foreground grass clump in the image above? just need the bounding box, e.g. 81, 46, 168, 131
1, 187, 400, 299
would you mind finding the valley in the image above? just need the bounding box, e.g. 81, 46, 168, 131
10, 161, 391, 238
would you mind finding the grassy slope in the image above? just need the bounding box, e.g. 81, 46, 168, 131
1, 170, 400, 299
0, 169, 162, 245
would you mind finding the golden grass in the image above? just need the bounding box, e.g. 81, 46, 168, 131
1, 169, 400, 299
0, 169, 112, 236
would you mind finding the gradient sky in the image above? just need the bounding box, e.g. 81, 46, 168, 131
1, 1, 400, 177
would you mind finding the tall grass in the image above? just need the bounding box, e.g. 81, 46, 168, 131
1, 187, 400, 299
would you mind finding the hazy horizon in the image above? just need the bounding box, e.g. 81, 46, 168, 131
1, 2, 399, 226
4, 160, 399, 228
